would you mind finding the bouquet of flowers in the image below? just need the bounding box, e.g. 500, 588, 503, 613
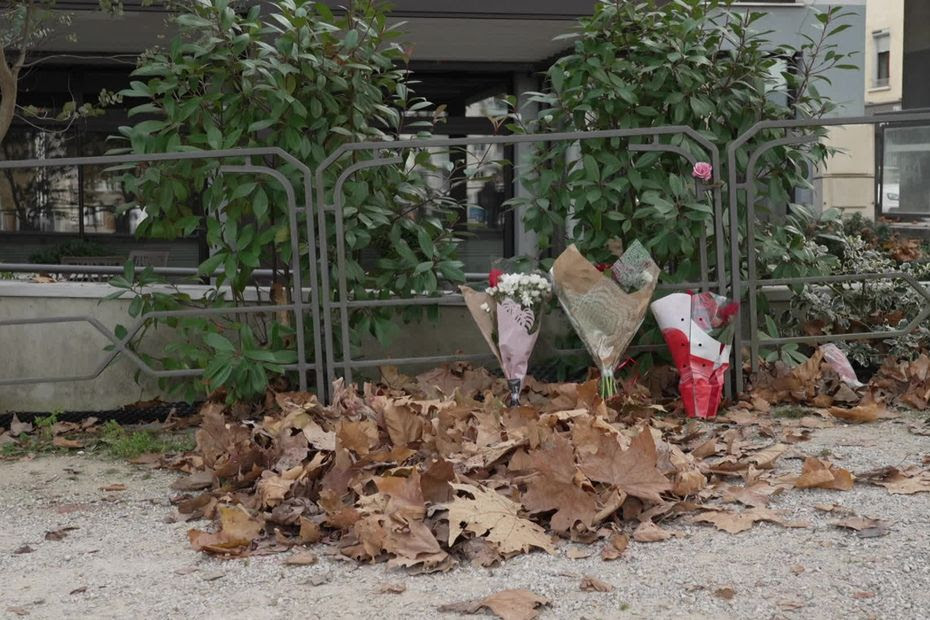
650, 291, 738, 419
460, 268, 551, 405
550, 242, 659, 399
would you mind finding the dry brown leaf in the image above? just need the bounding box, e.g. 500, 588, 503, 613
171, 470, 214, 492
831, 516, 883, 531
565, 547, 595, 560
44, 526, 78, 541
420, 458, 454, 504
828, 402, 886, 423
298, 517, 322, 544
52, 437, 83, 449
714, 587, 736, 600
748, 443, 788, 469
384, 401, 424, 447
601, 532, 629, 561
376, 472, 427, 522
284, 551, 318, 565
447, 483, 554, 555
439, 589, 550, 620
692, 507, 803, 534
579, 427, 671, 503
794, 457, 854, 491
580, 576, 614, 592
188, 504, 263, 555
632, 521, 672, 542
520, 435, 597, 532
9, 414, 33, 436
879, 470, 930, 495
379, 582, 407, 594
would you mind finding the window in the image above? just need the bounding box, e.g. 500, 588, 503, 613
0, 128, 80, 233
0, 127, 144, 236
879, 124, 930, 216
407, 69, 516, 273
874, 31, 891, 88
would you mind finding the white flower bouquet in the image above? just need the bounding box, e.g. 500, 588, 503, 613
461, 268, 552, 405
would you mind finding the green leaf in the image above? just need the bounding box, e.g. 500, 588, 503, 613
205, 332, 236, 353
198, 253, 226, 277
206, 126, 222, 149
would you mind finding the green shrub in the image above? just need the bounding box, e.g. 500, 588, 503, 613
29, 240, 113, 264
110, 0, 463, 402
509, 0, 854, 283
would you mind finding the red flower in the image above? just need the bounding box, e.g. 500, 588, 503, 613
719, 301, 740, 323
489, 268, 504, 287
595, 262, 612, 272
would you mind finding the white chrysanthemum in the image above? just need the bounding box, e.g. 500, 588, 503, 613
486, 271, 551, 310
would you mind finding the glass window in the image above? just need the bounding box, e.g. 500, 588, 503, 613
0, 129, 79, 233
881, 125, 930, 215
874, 32, 891, 88
81, 132, 144, 235
0, 128, 147, 236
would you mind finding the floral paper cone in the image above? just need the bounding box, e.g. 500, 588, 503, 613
551, 243, 659, 398
496, 299, 541, 405
460, 286, 503, 369
460, 274, 549, 406
650, 292, 732, 419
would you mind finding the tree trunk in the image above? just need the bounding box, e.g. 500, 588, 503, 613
0, 3, 34, 147
0, 61, 17, 146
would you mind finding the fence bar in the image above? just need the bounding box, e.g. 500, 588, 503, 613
342, 352, 498, 371
0, 263, 280, 277
729, 109, 930, 394
0, 147, 325, 393
316, 127, 725, 395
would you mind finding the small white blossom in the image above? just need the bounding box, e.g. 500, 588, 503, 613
486, 271, 552, 311
480, 302, 490, 312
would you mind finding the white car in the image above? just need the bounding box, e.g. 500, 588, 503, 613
880, 182, 899, 211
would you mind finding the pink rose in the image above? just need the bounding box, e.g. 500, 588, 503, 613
692, 162, 713, 182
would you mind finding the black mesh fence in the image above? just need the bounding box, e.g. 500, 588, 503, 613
1, 401, 201, 429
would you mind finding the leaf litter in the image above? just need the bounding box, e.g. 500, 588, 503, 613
147, 362, 930, 574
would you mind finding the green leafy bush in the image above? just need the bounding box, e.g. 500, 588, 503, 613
781, 229, 930, 369
755, 204, 842, 292
509, 0, 854, 282
110, 0, 464, 401
29, 240, 113, 264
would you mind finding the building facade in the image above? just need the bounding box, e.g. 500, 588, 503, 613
865, 0, 904, 114
0, 0, 868, 269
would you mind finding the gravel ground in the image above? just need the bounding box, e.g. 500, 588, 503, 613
1, 417, 929, 620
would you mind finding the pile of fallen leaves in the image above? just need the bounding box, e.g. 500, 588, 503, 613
162, 361, 929, 572
750, 349, 930, 432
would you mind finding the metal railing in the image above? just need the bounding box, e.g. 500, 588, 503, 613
728, 111, 930, 393
314, 126, 728, 390
3, 112, 930, 404
0, 148, 324, 392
